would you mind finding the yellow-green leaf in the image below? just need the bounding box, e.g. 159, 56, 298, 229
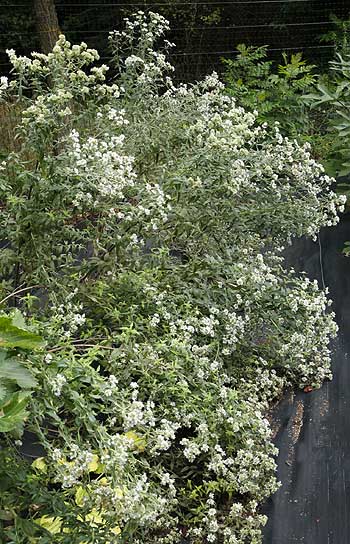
124, 430, 146, 452
34, 515, 62, 534
87, 453, 104, 473
75, 486, 89, 507
32, 457, 47, 473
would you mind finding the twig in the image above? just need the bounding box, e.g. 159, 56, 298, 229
48, 343, 115, 352
0, 284, 43, 305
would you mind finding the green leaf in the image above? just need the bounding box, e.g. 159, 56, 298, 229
2, 391, 29, 417
10, 309, 29, 331
0, 315, 44, 350
0, 412, 27, 432
0, 350, 37, 389
0, 391, 29, 432
0, 382, 8, 404
0, 509, 14, 521
15, 516, 41, 538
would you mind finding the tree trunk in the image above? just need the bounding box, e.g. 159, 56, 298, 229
33, 0, 60, 54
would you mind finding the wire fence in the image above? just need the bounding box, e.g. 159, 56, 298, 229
0, 0, 349, 80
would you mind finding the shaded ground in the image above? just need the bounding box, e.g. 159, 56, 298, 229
263, 215, 350, 543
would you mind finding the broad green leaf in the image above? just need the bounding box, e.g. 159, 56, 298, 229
0, 350, 37, 389
0, 418, 22, 432
0, 391, 30, 431
10, 310, 29, 331
87, 454, 104, 473
0, 397, 28, 431
0, 316, 44, 349
2, 391, 29, 418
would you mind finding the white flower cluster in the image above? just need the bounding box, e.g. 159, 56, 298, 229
0, 76, 8, 98
50, 373, 67, 397
151, 419, 179, 453
123, 396, 156, 430
21, 89, 74, 127
7, 35, 109, 87
110, 11, 171, 51
109, 11, 173, 86
97, 106, 129, 126
66, 129, 136, 203
50, 445, 95, 488
49, 289, 86, 339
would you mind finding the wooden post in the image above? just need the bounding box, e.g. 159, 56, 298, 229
33, 0, 60, 54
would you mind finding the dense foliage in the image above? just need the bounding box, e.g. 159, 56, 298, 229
222, 44, 317, 137
304, 51, 350, 177
0, 11, 345, 544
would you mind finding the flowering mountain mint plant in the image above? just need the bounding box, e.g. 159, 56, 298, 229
0, 11, 345, 544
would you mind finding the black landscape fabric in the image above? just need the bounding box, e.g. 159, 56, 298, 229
263, 214, 350, 544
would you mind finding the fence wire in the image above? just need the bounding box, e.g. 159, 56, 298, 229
0, 0, 349, 81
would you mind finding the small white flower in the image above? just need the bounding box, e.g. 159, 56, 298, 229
45, 353, 53, 364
